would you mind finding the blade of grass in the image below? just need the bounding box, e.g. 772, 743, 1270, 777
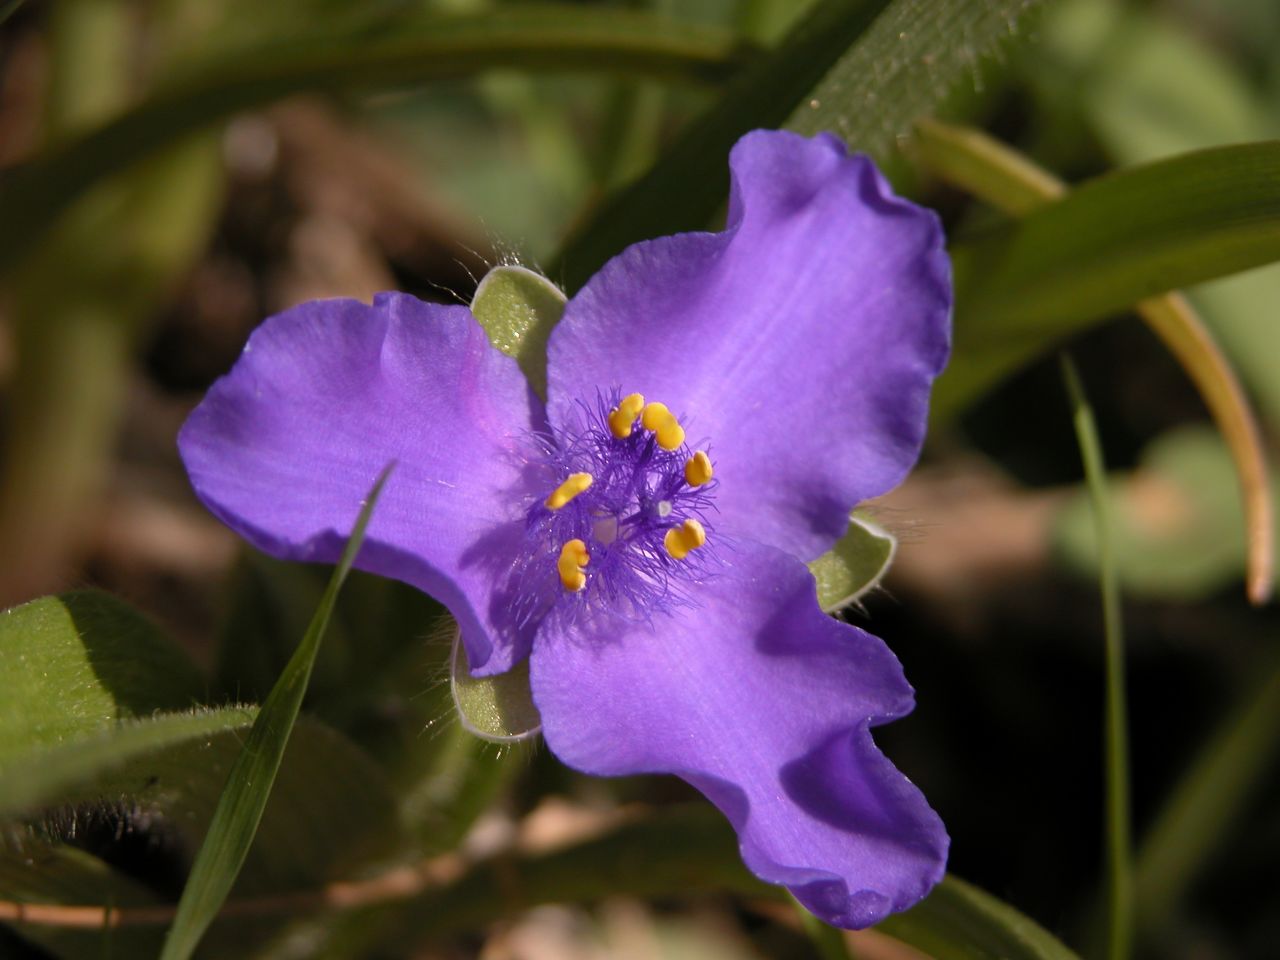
158, 463, 395, 960
1061, 355, 1131, 960
0, 6, 746, 275
915, 119, 1274, 604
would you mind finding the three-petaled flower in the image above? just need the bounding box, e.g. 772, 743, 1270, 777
180, 129, 951, 928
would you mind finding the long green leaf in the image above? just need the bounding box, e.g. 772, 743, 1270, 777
1062, 356, 1131, 960
556, 0, 1044, 289
938, 141, 1280, 419
913, 118, 1273, 603
554, 0, 892, 289
0, 6, 745, 275
0, 707, 255, 816
159, 465, 394, 960
787, 0, 1043, 155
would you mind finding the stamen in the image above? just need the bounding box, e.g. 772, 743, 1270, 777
684, 450, 713, 487
545, 472, 593, 510
557, 539, 590, 591
663, 518, 707, 560
641, 401, 685, 450
608, 393, 646, 439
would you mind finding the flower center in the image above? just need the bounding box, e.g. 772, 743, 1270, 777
512, 391, 717, 629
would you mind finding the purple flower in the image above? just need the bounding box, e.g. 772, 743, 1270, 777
179, 130, 951, 928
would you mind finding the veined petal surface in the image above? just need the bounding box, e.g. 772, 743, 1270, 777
547, 129, 951, 560
529, 541, 948, 928
179, 293, 542, 673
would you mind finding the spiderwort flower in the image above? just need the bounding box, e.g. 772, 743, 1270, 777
179, 130, 951, 928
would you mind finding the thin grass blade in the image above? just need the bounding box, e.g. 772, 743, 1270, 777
159, 463, 395, 960
1061, 355, 1131, 960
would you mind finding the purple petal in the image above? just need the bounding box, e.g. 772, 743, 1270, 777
530, 540, 948, 928
546, 130, 951, 560
179, 293, 543, 674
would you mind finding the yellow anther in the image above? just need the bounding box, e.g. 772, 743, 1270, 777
641, 401, 685, 450
557, 538, 590, 592
608, 393, 646, 439
545, 472, 593, 510
684, 450, 713, 487
663, 519, 707, 560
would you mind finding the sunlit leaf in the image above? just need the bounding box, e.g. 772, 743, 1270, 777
0, 591, 205, 762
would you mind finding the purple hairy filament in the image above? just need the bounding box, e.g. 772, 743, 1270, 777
509, 390, 719, 631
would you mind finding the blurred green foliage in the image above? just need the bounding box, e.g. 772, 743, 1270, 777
1, 0, 1278, 957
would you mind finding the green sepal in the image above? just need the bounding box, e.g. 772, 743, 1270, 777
471, 263, 567, 399
809, 512, 897, 612
452, 262, 567, 742
451, 630, 542, 743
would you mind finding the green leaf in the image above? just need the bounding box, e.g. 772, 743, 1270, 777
912, 119, 1273, 604
471, 264, 568, 399
787, 0, 1045, 169
450, 632, 541, 744
556, 0, 1045, 289
0, 591, 205, 762
0, 6, 746, 276
554, 0, 893, 289
1, 716, 404, 956
809, 513, 896, 611
937, 141, 1280, 420
160, 465, 393, 960
0, 706, 255, 816
1038, 0, 1280, 431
